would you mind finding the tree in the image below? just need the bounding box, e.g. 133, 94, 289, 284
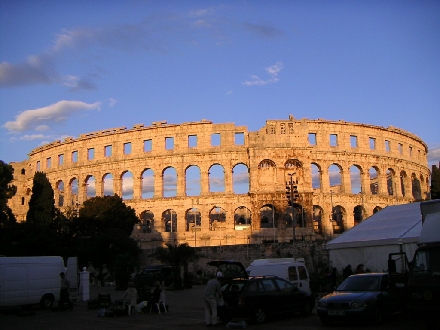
154, 243, 198, 289
72, 195, 139, 236
0, 160, 17, 226
431, 164, 440, 200
26, 171, 55, 226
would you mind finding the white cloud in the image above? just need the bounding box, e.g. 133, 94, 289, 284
243, 61, 283, 86
10, 134, 49, 141
3, 100, 101, 132
428, 144, 440, 166
109, 98, 117, 107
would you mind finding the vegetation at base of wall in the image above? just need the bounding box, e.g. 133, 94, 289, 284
0, 160, 17, 226
26, 172, 55, 226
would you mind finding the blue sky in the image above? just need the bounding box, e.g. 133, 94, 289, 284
1, 0, 439, 170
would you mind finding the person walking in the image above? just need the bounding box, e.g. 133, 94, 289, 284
59, 272, 73, 311
204, 272, 223, 327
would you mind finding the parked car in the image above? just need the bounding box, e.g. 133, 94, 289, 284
317, 273, 403, 325
208, 260, 315, 324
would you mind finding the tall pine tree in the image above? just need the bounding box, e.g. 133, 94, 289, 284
0, 160, 17, 226
26, 171, 55, 226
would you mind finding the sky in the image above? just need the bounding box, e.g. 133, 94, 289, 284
1, 0, 439, 171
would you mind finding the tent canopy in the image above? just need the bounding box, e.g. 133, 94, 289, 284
327, 202, 422, 273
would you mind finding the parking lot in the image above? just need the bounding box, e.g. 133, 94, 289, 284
0, 284, 428, 330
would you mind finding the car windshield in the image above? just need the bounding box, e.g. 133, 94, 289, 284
336, 276, 380, 291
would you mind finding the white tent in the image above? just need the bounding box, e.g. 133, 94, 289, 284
327, 202, 422, 273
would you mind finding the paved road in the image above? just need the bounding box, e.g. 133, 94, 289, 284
0, 284, 430, 330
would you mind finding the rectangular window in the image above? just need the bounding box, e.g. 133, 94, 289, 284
21, 197, 25, 205
369, 137, 376, 150
385, 140, 390, 152
235, 132, 244, 145
398, 143, 403, 154
123, 142, 132, 155
104, 145, 112, 157
211, 133, 221, 146
330, 134, 338, 147
36, 161, 41, 171
280, 123, 286, 134
269, 125, 276, 134
165, 137, 174, 150
72, 151, 78, 163
350, 135, 358, 148
409, 146, 413, 157
144, 139, 152, 152
88, 148, 95, 160
46, 157, 51, 169
188, 135, 197, 148
288, 123, 294, 134
58, 154, 64, 165
308, 133, 317, 145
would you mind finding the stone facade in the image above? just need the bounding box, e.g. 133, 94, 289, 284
8, 116, 430, 248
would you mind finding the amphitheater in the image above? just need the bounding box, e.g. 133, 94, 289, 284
8, 115, 430, 249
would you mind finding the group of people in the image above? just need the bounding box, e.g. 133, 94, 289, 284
87, 262, 111, 287
123, 280, 164, 315
343, 263, 365, 279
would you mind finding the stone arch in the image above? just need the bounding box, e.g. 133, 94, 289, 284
400, 171, 407, 197
353, 205, 365, 225
121, 171, 134, 200
260, 204, 277, 228
331, 205, 345, 233
103, 173, 114, 196
369, 167, 380, 194
411, 173, 422, 200
311, 163, 321, 189
349, 165, 362, 194
313, 205, 323, 234
141, 169, 154, 199
163, 209, 177, 232
284, 159, 303, 169
85, 175, 96, 199
163, 167, 177, 197
284, 205, 294, 228
185, 165, 201, 196
69, 177, 79, 206
209, 164, 225, 193
232, 163, 249, 194
139, 210, 154, 233
292, 203, 305, 228
234, 206, 251, 229
21, 168, 25, 175
185, 208, 201, 231
329, 163, 342, 191
386, 168, 396, 196
258, 159, 277, 184
373, 206, 382, 214
209, 206, 226, 231
56, 180, 64, 207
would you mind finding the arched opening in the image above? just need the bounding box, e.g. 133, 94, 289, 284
103, 173, 114, 196
142, 169, 154, 199
163, 167, 177, 197
185, 208, 201, 231
313, 205, 323, 234
163, 209, 177, 232
185, 165, 201, 196
353, 205, 365, 225
232, 164, 249, 194
331, 205, 345, 234
209, 207, 226, 231
350, 165, 361, 194
369, 167, 379, 195
260, 204, 277, 229
311, 163, 321, 189
86, 175, 96, 199
122, 171, 134, 200
209, 164, 225, 193
140, 210, 154, 233
234, 206, 251, 230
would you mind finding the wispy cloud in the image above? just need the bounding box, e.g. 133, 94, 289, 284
109, 98, 117, 107
3, 100, 101, 132
243, 61, 283, 86
242, 22, 283, 38
10, 134, 50, 141
428, 144, 440, 166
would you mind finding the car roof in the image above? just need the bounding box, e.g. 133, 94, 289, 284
207, 260, 249, 280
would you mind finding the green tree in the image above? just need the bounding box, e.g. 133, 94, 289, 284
26, 171, 55, 226
0, 160, 17, 226
72, 195, 139, 236
154, 243, 198, 289
431, 165, 440, 200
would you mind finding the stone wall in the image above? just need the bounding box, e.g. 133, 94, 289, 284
8, 116, 430, 248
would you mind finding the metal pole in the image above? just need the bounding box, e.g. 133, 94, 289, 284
272, 197, 275, 243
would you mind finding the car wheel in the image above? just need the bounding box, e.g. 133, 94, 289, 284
371, 306, 383, 325
300, 300, 313, 317
253, 307, 267, 324
40, 294, 54, 309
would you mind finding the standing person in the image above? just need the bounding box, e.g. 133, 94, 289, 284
343, 264, 353, 280
204, 272, 223, 327
59, 272, 73, 311
355, 264, 365, 274
149, 281, 163, 312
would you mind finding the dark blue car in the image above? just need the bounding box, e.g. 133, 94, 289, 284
317, 273, 403, 325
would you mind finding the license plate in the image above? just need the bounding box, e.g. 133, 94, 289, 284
328, 310, 345, 316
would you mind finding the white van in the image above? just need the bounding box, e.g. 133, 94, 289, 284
0, 256, 78, 309
246, 258, 311, 293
